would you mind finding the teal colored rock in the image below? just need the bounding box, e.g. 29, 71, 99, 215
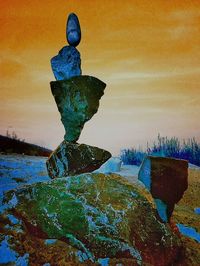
138, 156, 188, 222
51, 46, 81, 81
46, 141, 111, 178
66, 13, 81, 47
3, 173, 184, 264
50, 75, 106, 142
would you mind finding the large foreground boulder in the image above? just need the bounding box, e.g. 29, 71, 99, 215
138, 156, 188, 222
46, 141, 111, 178
50, 75, 106, 142
3, 173, 185, 265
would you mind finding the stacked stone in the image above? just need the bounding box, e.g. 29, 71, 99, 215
51, 13, 81, 81
47, 13, 111, 178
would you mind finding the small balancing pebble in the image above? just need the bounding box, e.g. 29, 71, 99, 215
66, 13, 81, 47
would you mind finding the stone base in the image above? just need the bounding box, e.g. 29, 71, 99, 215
2, 173, 184, 265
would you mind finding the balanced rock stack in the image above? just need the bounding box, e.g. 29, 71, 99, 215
47, 13, 111, 178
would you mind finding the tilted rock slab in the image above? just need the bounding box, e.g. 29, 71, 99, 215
3, 173, 185, 265
138, 156, 188, 222
50, 75, 106, 142
46, 141, 111, 178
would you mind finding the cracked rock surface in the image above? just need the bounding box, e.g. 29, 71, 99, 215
2, 173, 184, 265
46, 141, 111, 178
51, 75, 106, 143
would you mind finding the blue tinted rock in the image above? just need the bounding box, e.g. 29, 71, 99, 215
66, 13, 81, 47
51, 46, 81, 81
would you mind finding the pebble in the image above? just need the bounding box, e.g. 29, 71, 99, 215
66, 13, 81, 47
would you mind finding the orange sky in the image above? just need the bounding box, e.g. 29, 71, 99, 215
0, 0, 200, 155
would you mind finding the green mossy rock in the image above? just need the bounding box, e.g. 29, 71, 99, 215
4, 173, 184, 265
50, 75, 106, 142
46, 141, 111, 178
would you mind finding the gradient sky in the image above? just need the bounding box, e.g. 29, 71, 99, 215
1, 0, 200, 155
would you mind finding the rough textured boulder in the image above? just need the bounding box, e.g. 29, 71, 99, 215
66, 13, 81, 47
51, 46, 81, 81
50, 75, 106, 142
46, 141, 111, 178
3, 173, 184, 265
138, 156, 188, 222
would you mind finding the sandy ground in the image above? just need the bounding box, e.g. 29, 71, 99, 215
173, 167, 200, 265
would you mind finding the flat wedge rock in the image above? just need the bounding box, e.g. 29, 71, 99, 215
138, 156, 188, 222
51, 46, 81, 81
50, 75, 106, 142
46, 141, 111, 178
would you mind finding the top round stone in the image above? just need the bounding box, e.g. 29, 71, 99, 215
66, 13, 81, 47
